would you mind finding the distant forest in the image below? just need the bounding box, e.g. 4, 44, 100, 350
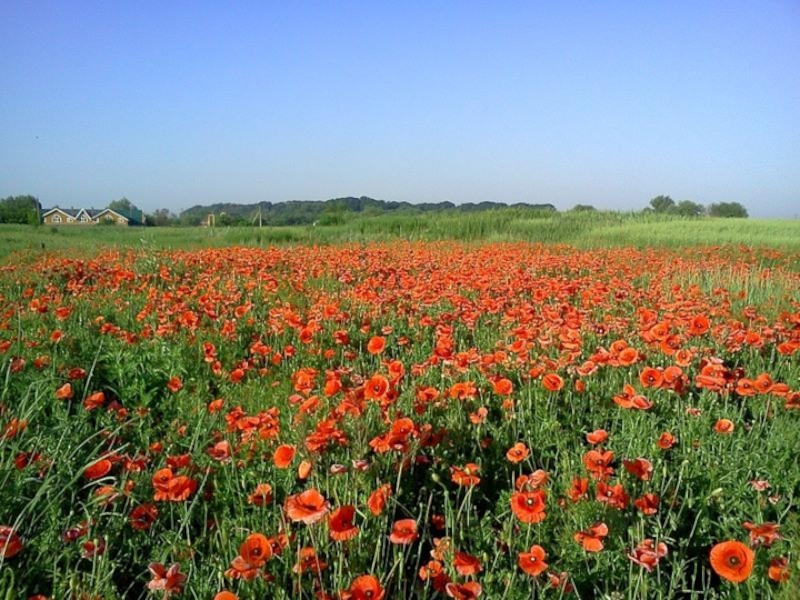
179, 197, 557, 226
1, 194, 749, 227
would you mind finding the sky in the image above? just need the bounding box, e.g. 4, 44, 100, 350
1, 1, 798, 217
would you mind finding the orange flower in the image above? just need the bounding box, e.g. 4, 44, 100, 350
510, 489, 546, 524
166, 376, 183, 393
583, 449, 615, 480
768, 556, 790, 583
292, 546, 327, 574
55, 382, 73, 400
367, 484, 392, 516
622, 457, 653, 481
567, 477, 589, 502
742, 521, 781, 547
389, 519, 418, 545
364, 375, 390, 401
342, 574, 385, 600
214, 593, 239, 600
284, 489, 329, 524
297, 459, 312, 480
657, 432, 676, 449
83, 458, 112, 480
444, 581, 482, 599
491, 378, 513, 395
151, 468, 198, 502
506, 442, 529, 463
714, 418, 735, 434
574, 522, 608, 552
147, 562, 187, 593
639, 367, 663, 388
453, 551, 481, 576
518, 545, 547, 576
628, 539, 668, 572
451, 463, 481, 487
273, 444, 296, 468
83, 391, 106, 411
329, 505, 359, 542
542, 373, 564, 392
239, 533, 272, 567
129, 504, 158, 530
0, 526, 23, 558
367, 336, 386, 355
248, 483, 274, 507
586, 429, 608, 445
709, 540, 754, 583
633, 493, 660, 516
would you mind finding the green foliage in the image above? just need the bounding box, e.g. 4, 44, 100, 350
708, 202, 749, 218
649, 195, 676, 213
0, 195, 40, 224
181, 196, 557, 226
145, 209, 178, 227
107, 197, 136, 213
570, 204, 597, 212
674, 200, 705, 217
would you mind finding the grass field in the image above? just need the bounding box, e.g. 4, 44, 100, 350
2, 212, 800, 264
0, 216, 798, 599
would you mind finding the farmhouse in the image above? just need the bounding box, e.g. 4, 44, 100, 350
42, 207, 144, 226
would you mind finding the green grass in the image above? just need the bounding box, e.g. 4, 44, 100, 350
1, 212, 799, 264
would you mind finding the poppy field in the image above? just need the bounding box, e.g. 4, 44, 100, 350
0, 241, 799, 599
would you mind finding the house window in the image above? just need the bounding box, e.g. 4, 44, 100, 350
52, 215, 61, 223
67, 217, 75, 222
80, 215, 90, 222
105, 215, 113, 221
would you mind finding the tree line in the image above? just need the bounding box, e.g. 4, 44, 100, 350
1, 194, 750, 227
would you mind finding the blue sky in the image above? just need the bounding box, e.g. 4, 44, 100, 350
1, 1, 798, 217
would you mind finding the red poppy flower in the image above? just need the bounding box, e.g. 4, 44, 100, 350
542, 373, 564, 392
518, 544, 548, 576
709, 540, 754, 583
506, 442, 529, 463
586, 429, 608, 445
628, 539, 668, 572
510, 489, 546, 524
389, 519, 418, 545
768, 556, 790, 583
329, 505, 359, 542
453, 551, 482, 576
574, 522, 608, 552
83, 458, 112, 480
239, 533, 272, 567
342, 574, 385, 600
367, 336, 386, 355
248, 483, 273, 507
129, 504, 159, 530
444, 581, 482, 599
147, 562, 187, 593
451, 463, 481, 487
0, 526, 23, 558
622, 457, 653, 481
367, 484, 392, 516
284, 489, 329, 524
166, 376, 183, 393
273, 444, 296, 469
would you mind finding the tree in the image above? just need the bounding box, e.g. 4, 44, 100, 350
649, 195, 675, 213
0, 195, 40, 224
570, 204, 597, 212
108, 197, 137, 213
674, 200, 705, 217
146, 208, 178, 227
708, 202, 748, 218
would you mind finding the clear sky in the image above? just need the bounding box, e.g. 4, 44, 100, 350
1, 1, 798, 217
